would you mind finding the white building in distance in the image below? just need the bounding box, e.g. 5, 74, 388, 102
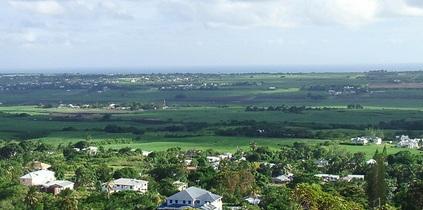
396, 135, 421, 149
351, 136, 382, 145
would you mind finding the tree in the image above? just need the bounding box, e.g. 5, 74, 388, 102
58, 189, 78, 210
294, 183, 364, 210
75, 166, 97, 188
366, 149, 388, 209
73, 141, 89, 150
0, 143, 22, 159
400, 181, 423, 210
113, 167, 138, 179
260, 186, 301, 210
25, 186, 42, 209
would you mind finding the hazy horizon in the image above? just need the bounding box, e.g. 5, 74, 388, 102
0, 63, 422, 74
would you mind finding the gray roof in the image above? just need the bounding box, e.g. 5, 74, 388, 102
43, 180, 74, 188
167, 187, 221, 202
112, 178, 148, 186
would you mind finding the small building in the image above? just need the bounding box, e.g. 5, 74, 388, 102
82, 146, 98, 155
105, 178, 148, 193
396, 135, 421, 149
42, 180, 74, 195
342, 175, 365, 182
366, 159, 377, 165
173, 181, 188, 191
20, 170, 56, 186
244, 196, 261, 205
271, 173, 294, 184
29, 161, 51, 170
314, 174, 340, 182
351, 136, 382, 145
158, 187, 223, 210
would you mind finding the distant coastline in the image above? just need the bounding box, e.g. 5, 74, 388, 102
1, 63, 422, 74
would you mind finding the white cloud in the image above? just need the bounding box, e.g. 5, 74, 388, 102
9, 0, 65, 16
158, 0, 423, 28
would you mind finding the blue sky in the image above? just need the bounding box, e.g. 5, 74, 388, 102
1, 0, 423, 72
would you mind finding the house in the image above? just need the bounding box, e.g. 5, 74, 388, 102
104, 178, 148, 193
351, 136, 382, 145
29, 161, 51, 170
244, 196, 261, 205
173, 181, 188, 191
271, 173, 294, 184
342, 175, 365, 182
314, 174, 340, 182
20, 170, 56, 186
351, 137, 369, 145
42, 180, 74, 195
366, 159, 377, 165
158, 187, 223, 210
396, 135, 421, 149
82, 146, 98, 155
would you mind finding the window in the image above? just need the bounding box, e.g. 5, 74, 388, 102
175, 200, 178, 204
195, 200, 200, 204
183, 200, 186, 204
169, 200, 173, 204
188, 201, 192, 204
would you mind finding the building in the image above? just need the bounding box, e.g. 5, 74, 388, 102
158, 187, 223, 210
173, 181, 188, 191
29, 161, 51, 170
351, 136, 382, 145
104, 178, 148, 193
314, 174, 340, 182
271, 173, 294, 184
20, 170, 56, 186
396, 135, 421, 149
351, 137, 369, 145
244, 196, 261, 205
42, 180, 74, 195
342, 175, 365, 182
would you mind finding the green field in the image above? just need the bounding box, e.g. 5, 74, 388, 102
1, 72, 423, 158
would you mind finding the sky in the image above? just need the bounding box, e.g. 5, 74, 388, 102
1, 0, 423, 72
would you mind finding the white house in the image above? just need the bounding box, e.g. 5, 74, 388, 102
20, 170, 56, 186
314, 174, 340, 182
158, 187, 223, 210
351, 137, 369, 145
42, 180, 74, 195
351, 136, 382, 145
104, 178, 148, 193
271, 173, 294, 184
366, 159, 377, 165
342, 175, 365, 182
396, 135, 421, 149
244, 196, 261, 205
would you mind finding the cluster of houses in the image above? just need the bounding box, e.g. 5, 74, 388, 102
19, 161, 74, 195
350, 135, 422, 149
351, 136, 382, 145
396, 135, 421, 149
271, 172, 364, 184
19, 161, 222, 210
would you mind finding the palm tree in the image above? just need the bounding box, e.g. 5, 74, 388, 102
59, 189, 78, 210
25, 186, 41, 209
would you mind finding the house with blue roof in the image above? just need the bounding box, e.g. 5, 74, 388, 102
158, 186, 223, 210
